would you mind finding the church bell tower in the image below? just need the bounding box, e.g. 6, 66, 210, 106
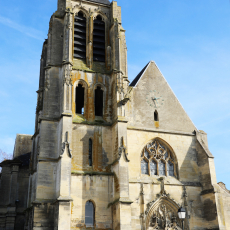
1, 0, 228, 229
28, 0, 131, 229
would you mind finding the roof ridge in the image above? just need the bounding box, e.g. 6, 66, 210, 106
85, 0, 111, 5
130, 62, 150, 87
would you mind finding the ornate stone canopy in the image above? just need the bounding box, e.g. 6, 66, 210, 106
145, 196, 182, 230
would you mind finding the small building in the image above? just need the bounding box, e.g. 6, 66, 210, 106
0, 0, 230, 229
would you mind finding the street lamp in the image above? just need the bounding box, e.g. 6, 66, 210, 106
178, 207, 186, 230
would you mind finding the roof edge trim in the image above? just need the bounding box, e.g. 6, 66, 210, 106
82, 0, 111, 6
130, 61, 151, 87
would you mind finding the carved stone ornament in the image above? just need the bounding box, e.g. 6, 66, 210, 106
63, 65, 73, 86
118, 97, 129, 107
118, 137, 130, 162
145, 197, 182, 230
65, 8, 71, 28
115, 71, 124, 95
123, 87, 133, 102
92, 12, 106, 22
63, 76, 73, 86
145, 178, 182, 230
72, 3, 87, 16
61, 132, 72, 158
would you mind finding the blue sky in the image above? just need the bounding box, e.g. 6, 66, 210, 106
0, 0, 230, 188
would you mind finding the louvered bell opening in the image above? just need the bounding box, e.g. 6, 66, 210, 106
74, 12, 86, 59
93, 16, 105, 62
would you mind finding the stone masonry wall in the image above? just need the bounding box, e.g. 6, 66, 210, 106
71, 175, 113, 229
127, 129, 219, 229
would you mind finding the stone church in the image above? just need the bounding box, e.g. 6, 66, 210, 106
0, 0, 230, 229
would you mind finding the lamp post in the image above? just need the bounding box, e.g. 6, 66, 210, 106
178, 207, 186, 230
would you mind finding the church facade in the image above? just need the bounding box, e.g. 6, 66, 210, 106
0, 0, 230, 229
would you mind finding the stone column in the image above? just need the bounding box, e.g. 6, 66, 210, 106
10, 165, 19, 205
0, 166, 12, 229
87, 15, 93, 68
55, 119, 72, 230
63, 9, 73, 64
63, 64, 73, 114
55, 59, 73, 229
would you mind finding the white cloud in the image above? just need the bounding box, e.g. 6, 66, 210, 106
0, 15, 45, 41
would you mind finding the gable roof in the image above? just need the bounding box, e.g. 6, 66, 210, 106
130, 62, 150, 87
86, 0, 110, 5
128, 61, 198, 133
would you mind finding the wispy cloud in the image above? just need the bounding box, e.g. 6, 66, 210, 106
0, 15, 45, 41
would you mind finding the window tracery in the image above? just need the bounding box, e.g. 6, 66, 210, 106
141, 140, 177, 177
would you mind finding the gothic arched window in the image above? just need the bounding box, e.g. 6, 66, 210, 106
94, 86, 103, 116
93, 15, 105, 62
85, 201, 95, 227
75, 83, 85, 114
89, 138, 93, 166
74, 11, 86, 59
141, 140, 177, 177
